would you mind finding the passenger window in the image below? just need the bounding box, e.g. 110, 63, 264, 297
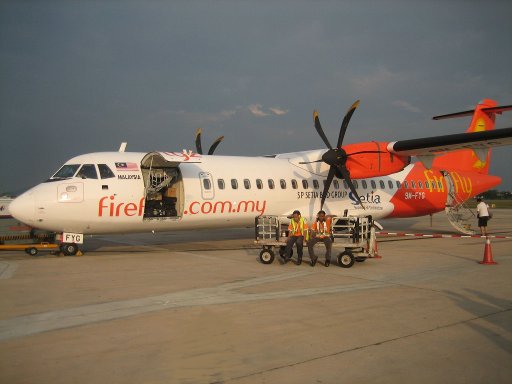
353, 180, 359, 189
76, 164, 98, 179
313, 180, 319, 189
425, 181, 430, 189
203, 178, 212, 190
343, 180, 348, 189
379, 180, 385, 189
256, 179, 263, 189
431, 181, 436, 190
218, 179, 225, 189
53, 164, 80, 179
396, 181, 401, 189
333, 180, 339, 189
418, 181, 423, 189
291, 179, 298, 189
98, 164, 115, 179
302, 180, 308, 189
268, 179, 275, 189
231, 179, 238, 189
244, 179, 251, 189
371, 180, 377, 189
280, 179, 286, 189
388, 180, 394, 189
438, 181, 443, 189
403, 180, 409, 189
362, 180, 367, 189
410, 180, 416, 189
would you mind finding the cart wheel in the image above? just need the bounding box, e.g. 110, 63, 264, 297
25, 247, 38, 256
355, 256, 366, 262
61, 243, 78, 256
338, 251, 355, 268
259, 249, 275, 264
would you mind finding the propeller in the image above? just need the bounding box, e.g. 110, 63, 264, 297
304, 100, 383, 210
195, 128, 225, 155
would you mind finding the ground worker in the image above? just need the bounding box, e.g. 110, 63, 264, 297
308, 210, 333, 267
284, 210, 308, 265
476, 197, 491, 236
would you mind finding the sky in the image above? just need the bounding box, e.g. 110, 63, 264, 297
1, 0, 511, 195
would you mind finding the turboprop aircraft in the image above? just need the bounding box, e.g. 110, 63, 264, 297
9, 98, 512, 255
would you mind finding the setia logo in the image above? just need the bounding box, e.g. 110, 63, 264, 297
349, 191, 381, 205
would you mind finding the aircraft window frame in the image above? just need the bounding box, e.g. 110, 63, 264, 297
280, 179, 287, 189
218, 179, 225, 189
291, 179, 298, 189
244, 179, 251, 189
431, 181, 436, 190
396, 180, 401, 189
203, 178, 212, 190
76, 164, 98, 180
256, 179, 263, 189
98, 164, 115, 179
388, 180, 394, 189
231, 179, 238, 189
268, 179, 275, 189
379, 180, 385, 189
52, 164, 81, 179
313, 180, 320, 189
302, 180, 308, 189
353, 180, 359, 189
418, 181, 423, 189
403, 180, 409, 189
333, 180, 339, 189
425, 181, 430, 189
362, 180, 367, 189
410, 180, 416, 189
438, 181, 443, 189
371, 180, 377, 189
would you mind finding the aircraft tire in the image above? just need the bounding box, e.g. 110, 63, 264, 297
62, 243, 78, 256
259, 249, 275, 265
26, 247, 38, 256
338, 250, 355, 268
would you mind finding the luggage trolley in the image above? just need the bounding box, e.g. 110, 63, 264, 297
331, 215, 377, 268
255, 214, 377, 267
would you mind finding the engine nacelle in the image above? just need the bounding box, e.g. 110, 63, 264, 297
343, 142, 410, 178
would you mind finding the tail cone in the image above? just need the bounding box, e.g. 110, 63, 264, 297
479, 237, 497, 265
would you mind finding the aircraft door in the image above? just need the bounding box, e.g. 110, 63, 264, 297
199, 172, 215, 200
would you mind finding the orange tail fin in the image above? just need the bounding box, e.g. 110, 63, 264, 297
432, 99, 512, 174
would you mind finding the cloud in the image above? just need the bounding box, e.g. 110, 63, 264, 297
248, 104, 269, 117
249, 104, 289, 117
392, 100, 421, 113
269, 107, 289, 116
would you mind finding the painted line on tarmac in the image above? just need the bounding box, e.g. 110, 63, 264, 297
0, 271, 390, 341
0, 261, 17, 280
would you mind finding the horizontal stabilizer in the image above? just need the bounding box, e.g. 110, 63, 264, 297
433, 104, 512, 120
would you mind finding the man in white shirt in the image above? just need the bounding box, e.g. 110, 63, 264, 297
476, 197, 490, 236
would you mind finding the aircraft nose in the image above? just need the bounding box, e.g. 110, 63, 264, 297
9, 191, 36, 225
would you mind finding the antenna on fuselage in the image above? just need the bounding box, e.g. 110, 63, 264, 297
118, 142, 127, 152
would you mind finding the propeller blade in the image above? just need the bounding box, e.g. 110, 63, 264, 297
314, 110, 333, 150
320, 166, 336, 211
298, 159, 324, 164
195, 128, 203, 154
207, 136, 224, 155
337, 100, 360, 148
338, 165, 365, 210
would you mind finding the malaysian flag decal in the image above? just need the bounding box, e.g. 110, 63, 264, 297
115, 162, 139, 171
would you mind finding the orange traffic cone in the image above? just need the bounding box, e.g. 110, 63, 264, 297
479, 237, 497, 265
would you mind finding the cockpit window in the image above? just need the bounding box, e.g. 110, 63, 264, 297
52, 164, 80, 179
98, 164, 115, 179
76, 164, 98, 179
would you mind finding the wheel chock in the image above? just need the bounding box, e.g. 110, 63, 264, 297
75, 250, 84, 257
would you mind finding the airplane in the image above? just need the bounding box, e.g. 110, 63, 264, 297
8, 98, 512, 255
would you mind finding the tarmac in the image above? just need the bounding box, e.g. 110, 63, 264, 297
0, 211, 511, 384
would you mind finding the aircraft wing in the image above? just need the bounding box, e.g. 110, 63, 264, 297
387, 127, 512, 157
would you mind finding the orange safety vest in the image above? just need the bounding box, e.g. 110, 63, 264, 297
289, 217, 308, 239
312, 218, 332, 238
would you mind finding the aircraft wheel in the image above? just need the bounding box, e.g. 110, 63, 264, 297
25, 247, 38, 256
338, 250, 355, 268
62, 243, 78, 256
259, 249, 275, 265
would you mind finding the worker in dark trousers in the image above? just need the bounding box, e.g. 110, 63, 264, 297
284, 210, 308, 265
308, 210, 333, 267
